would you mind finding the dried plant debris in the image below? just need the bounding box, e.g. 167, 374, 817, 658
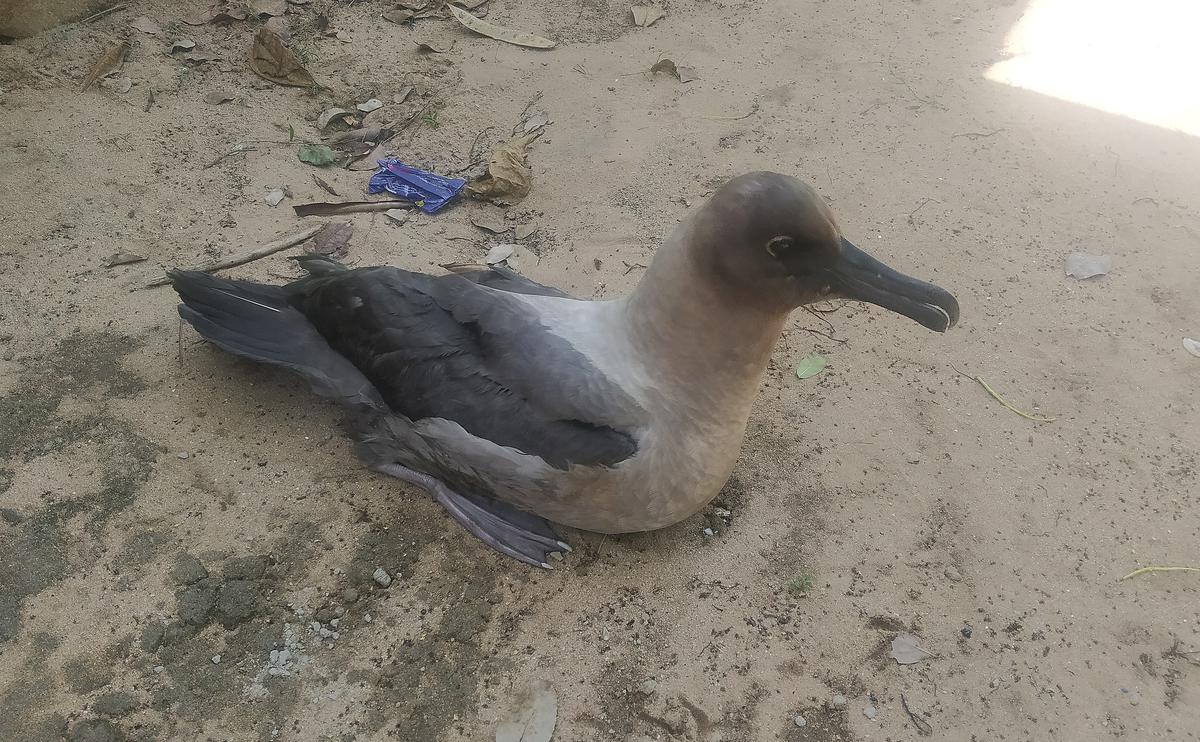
650, 58, 697, 82
129, 16, 162, 34
293, 200, 411, 217
447, 4, 556, 49
298, 144, 338, 166
631, 6, 665, 27
103, 253, 147, 268
496, 679, 557, 742
891, 633, 932, 665
249, 28, 317, 87
312, 174, 340, 196
248, 0, 287, 17
468, 132, 540, 204
317, 107, 356, 130
1064, 252, 1111, 279
204, 91, 236, 105
81, 41, 129, 92
311, 221, 353, 257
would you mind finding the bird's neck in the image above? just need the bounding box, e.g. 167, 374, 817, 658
620, 230, 788, 414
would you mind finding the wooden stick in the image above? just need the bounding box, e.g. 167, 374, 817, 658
141, 225, 323, 289
80, 3, 127, 23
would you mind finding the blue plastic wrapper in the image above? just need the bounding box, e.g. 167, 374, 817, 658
367, 159, 466, 214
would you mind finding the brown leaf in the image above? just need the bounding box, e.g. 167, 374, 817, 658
468, 132, 540, 204
294, 200, 411, 217
470, 213, 511, 234
103, 252, 147, 268
447, 5, 555, 49
312, 174, 340, 196
212, 5, 248, 24
182, 50, 219, 64
249, 28, 316, 87
515, 223, 538, 240
311, 222, 353, 257
677, 65, 698, 83
452, 0, 488, 9
650, 58, 696, 82
248, 0, 288, 16
171, 39, 196, 52
129, 16, 162, 34
204, 91, 236, 104
398, 0, 428, 9
182, 8, 216, 25
416, 41, 446, 53
630, 6, 665, 27
348, 140, 389, 171
80, 41, 129, 92
264, 16, 291, 43
383, 9, 416, 24
326, 127, 393, 157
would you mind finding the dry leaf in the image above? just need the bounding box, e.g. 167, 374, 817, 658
249, 28, 316, 87
496, 679, 557, 742
81, 41, 129, 92
471, 214, 511, 234
103, 253, 147, 268
890, 633, 932, 665
394, 86, 414, 104
677, 65, 698, 82
515, 224, 538, 240
357, 98, 384, 112
326, 127, 393, 157
518, 111, 550, 134
102, 76, 133, 94
485, 244, 517, 265
182, 8, 216, 25
249, 0, 287, 16
265, 188, 287, 206
416, 41, 445, 53
130, 16, 162, 34
312, 222, 353, 257
630, 6, 665, 27
212, 5, 248, 23
312, 174, 340, 196
650, 58, 696, 82
182, 50, 218, 64
383, 9, 416, 24
1064, 252, 1111, 279
171, 39, 196, 52
398, 0, 428, 9
204, 91, 235, 104
317, 108, 355, 129
348, 140, 389, 171
294, 200, 411, 217
1183, 337, 1200, 358
385, 208, 410, 224
453, 0, 488, 8
468, 132, 540, 204
447, 5, 556, 49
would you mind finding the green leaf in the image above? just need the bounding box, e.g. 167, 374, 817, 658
795, 353, 827, 380
298, 144, 337, 166
288, 123, 295, 142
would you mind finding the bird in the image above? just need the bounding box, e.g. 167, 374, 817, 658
170, 171, 959, 568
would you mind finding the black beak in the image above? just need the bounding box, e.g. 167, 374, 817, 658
828, 238, 959, 332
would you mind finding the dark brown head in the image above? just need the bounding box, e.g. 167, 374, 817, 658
689, 172, 959, 331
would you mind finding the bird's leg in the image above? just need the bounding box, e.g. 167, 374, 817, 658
373, 463, 571, 569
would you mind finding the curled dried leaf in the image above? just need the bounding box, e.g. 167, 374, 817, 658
81, 41, 129, 92
248, 0, 287, 16
130, 16, 162, 34
468, 132, 540, 204
317, 108, 355, 129
204, 91, 236, 105
312, 221, 353, 257
447, 4, 555, 49
249, 28, 317, 87
630, 6, 665, 27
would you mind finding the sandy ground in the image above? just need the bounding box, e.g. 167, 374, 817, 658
2, 1, 1199, 740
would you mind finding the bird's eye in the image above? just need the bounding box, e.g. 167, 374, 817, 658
765, 236, 794, 258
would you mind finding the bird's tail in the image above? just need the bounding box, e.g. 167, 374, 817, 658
169, 270, 382, 407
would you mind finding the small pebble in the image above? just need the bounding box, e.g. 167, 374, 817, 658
372, 567, 392, 587
638, 679, 657, 695
863, 705, 877, 720
831, 693, 848, 707
330, 618, 340, 628
342, 588, 360, 604
961, 626, 973, 639
177, 451, 190, 459
702, 528, 714, 537
364, 613, 373, 623
793, 714, 807, 728
944, 566, 962, 582
211, 655, 221, 664
991, 677, 1003, 688
333, 606, 346, 618
1128, 691, 1141, 706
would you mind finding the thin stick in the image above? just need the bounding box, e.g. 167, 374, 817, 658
80, 3, 127, 23
700, 102, 760, 121
141, 225, 323, 289
1121, 565, 1200, 581
900, 694, 932, 737
973, 376, 1056, 422
204, 144, 256, 169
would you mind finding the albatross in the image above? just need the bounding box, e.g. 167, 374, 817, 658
170, 172, 959, 567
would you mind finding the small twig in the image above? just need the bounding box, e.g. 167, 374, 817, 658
954, 367, 1055, 421
952, 128, 1004, 140
140, 225, 323, 289
622, 261, 647, 275
801, 327, 847, 344
204, 144, 256, 169
143, 87, 155, 113
802, 304, 837, 331
700, 101, 760, 121
907, 197, 943, 227
80, 3, 127, 23
1121, 565, 1200, 581
900, 694, 933, 737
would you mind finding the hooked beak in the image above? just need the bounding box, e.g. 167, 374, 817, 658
828, 238, 959, 332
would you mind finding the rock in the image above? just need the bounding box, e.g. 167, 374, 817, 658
1128, 690, 1141, 706
342, 588, 360, 604
830, 693, 847, 707
372, 567, 392, 587
68, 718, 123, 742
139, 623, 165, 653
638, 679, 657, 695
176, 579, 219, 626
863, 705, 878, 720
0, 507, 25, 525
961, 626, 973, 639
702, 527, 714, 537
211, 654, 221, 664
944, 566, 962, 582
93, 691, 138, 717
214, 580, 259, 628
314, 606, 336, 624
223, 555, 269, 580
793, 714, 807, 727
176, 451, 190, 459
170, 553, 208, 586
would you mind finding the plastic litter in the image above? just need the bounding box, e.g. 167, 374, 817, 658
368, 159, 466, 214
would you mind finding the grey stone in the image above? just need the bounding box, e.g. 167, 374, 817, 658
830, 693, 847, 707
223, 555, 269, 580
93, 691, 138, 717
372, 567, 392, 587
0, 508, 24, 525
638, 679, 657, 695
175, 578, 218, 626
793, 714, 807, 727
342, 588, 360, 604
139, 623, 165, 653
863, 705, 878, 720
944, 566, 962, 582
170, 553, 208, 586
